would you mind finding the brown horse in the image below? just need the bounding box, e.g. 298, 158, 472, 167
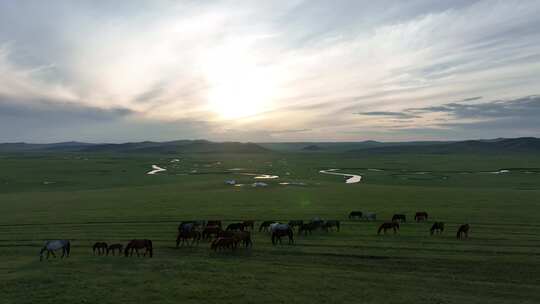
92, 242, 108, 255
415, 211, 428, 222
124, 239, 153, 257
378, 222, 400, 234
233, 231, 253, 248
430, 222, 445, 235
203, 225, 222, 240
242, 220, 255, 230
210, 237, 236, 251
107, 244, 123, 256
457, 224, 470, 239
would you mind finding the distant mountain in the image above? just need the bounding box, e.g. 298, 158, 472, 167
348, 137, 540, 154
0, 140, 268, 154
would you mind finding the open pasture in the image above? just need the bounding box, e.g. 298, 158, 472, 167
1, 152, 540, 303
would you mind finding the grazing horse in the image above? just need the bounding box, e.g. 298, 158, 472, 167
392, 214, 406, 223
323, 220, 340, 232
39, 240, 70, 261
233, 231, 253, 248
242, 220, 255, 230
259, 221, 276, 232
207, 220, 222, 229
226, 223, 245, 231
349, 211, 363, 219
270, 223, 294, 245
210, 237, 236, 251
203, 225, 222, 240
124, 239, 153, 257
92, 242, 108, 255
415, 212, 429, 222
288, 220, 304, 230
430, 222, 445, 235
176, 230, 201, 247
362, 212, 376, 221
107, 244, 123, 256
457, 224, 470, 239
298, 222, 316, 236
378, 222, 400, 235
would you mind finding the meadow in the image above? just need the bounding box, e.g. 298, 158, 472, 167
1, 151, 540, 303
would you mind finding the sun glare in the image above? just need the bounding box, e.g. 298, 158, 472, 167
204, 39, 277, 120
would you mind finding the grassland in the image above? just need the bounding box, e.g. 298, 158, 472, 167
1, 151, 540, 303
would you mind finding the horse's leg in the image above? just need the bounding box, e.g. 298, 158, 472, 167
136, 248, 140, 257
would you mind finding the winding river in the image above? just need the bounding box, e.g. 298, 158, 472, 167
319, 169, 362, 184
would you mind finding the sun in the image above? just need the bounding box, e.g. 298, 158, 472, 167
203, 40, 277, 120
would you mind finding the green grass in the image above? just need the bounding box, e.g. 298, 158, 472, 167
1, 152, 540, 303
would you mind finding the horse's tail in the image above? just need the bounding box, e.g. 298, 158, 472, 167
147, 240, 153, 258
456, 229, 461, 239
65, 241, 71, 257
377, 225, 384, 235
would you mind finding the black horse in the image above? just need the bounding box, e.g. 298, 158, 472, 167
378, 222, 400, 234
430, 222, 445, 235
298, 222, 317, 236
457, 224, 470, 239
392, 214, 406, 223
348, 211, 363, 219
271, 224, 294, 245
226, 223, 245, 231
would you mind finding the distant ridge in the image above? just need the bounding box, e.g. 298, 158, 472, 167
0, 140, 268, 154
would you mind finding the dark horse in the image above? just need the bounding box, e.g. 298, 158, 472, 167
92, 242, 108, 255
176, 230, 201, 247
259, 221, 275, 232
40, 240, 70, 261
457, 224, 470, 239
270, 223, 294, 245
203, 225, 222, 240
298, 222, 316, 236
323, 220, 340, 232
233, 231, 253, 248
288, 220, 304, 230
242, 220, 255, 230
415, 211, 429, 222
124, 239, 153, 257
348, 211, 363, 219
430, 222, 445, 235
392, 214, 406, 223
378, 222, 400, 235
226, 223, 245, 231
207, 220, 222, 229
107, 244, 123, 256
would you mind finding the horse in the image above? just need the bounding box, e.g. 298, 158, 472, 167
392, 214, 406, 223
259, 221, 276, 232
457, 224, 470, 239
378, 222, 400, 235
40, 240, 70, 261
298, 222, 316, 236
310, 217, 325, 229
270, 223, 294, 245
242, 220, 255, 230
288, 220, 304, 229
430, 222, 445, 235
323, 220, 340, 232
210, 237, 237, 252
226, 223, 245, 231
202, 225, 222, 240
207, 220, 222, 229
107, 244, 123, 256
362, 212, 376, 221
415, 212, 428, 222
348, 211, 362, 219
176, 230, 201, 247
124, 239, 153, 257
92, 242, 108, 255
233, 231, 253, 248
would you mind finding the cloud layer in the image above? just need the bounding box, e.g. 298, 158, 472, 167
1, 0, 540, 142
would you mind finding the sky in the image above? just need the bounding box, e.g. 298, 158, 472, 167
1, 0, 540, 143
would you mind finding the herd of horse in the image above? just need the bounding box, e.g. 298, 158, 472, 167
38, 212, 471, 260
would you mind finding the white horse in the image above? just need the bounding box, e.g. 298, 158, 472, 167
362, 212, 376, 221
40, 240, 71, 261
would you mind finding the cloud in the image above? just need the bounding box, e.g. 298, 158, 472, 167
355, 111, 419, 119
